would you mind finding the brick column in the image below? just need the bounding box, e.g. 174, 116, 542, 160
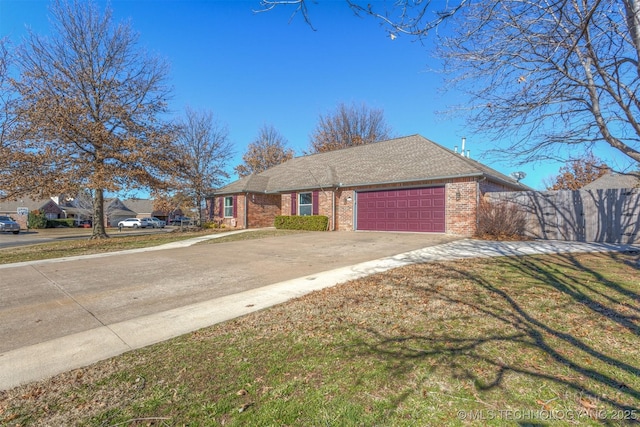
446, 182, 478, 236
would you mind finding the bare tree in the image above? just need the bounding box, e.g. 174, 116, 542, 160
4, 0, 176, 239
174, 107, 234, 226
66, 189, 94, 223
438, 0, 640, 168
308, 102, 392, 153
235, 124, 294, 177
259, 0, 640, 171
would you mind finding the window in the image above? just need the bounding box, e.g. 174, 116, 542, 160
224, 196, 234, 217
298, 192, 312, 216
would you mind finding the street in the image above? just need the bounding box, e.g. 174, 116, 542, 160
0, 227, 173, 249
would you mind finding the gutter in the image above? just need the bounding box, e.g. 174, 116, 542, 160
212, 172, 527, 196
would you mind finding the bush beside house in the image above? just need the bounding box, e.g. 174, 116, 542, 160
275, 215, 329, 231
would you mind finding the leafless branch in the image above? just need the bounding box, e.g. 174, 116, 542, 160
438, 0, 640, 167
308, 102, 393, 154
255, 0, 316, 30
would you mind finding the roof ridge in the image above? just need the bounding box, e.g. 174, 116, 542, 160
432, 139, 525, 186
290, 134, 423, 160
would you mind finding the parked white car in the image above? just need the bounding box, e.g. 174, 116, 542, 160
117, 218, 148, 229
143, 217, 166, 228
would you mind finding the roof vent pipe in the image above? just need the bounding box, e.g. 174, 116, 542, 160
467, 150, 470, 158
461, 137, 466, 156
454, 145, 458, 153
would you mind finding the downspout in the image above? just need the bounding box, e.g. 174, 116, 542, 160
332, 187, 336, 231
244, 193, 249, 229
476, 177, 486, 236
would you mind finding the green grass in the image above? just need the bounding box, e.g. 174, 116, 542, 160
1, 250, 639, 426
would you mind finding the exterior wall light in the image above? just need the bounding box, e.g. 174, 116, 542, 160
455, 191, 461, 201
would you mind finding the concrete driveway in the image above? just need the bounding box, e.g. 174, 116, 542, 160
0, 231, 458, 354
1, 230, 637, 390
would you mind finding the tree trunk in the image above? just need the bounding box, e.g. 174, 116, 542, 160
197, 195, 204, 227
91, 188, 109, 239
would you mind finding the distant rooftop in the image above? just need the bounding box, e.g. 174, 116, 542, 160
582, 172, 640, 190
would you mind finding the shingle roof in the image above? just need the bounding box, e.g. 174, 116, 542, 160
0, 197, 55, 212
0, 195, 160, 216
123, 198, 155, 214
215, 134, 527, 195
582, 172, 640, 190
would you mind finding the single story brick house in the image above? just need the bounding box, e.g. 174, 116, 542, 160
0, 197, 64, 229
208, 135, 529, 236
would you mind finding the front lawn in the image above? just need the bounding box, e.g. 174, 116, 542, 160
1, 251, 639, 426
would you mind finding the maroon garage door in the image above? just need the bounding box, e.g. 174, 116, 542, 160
356, 187, 446, 232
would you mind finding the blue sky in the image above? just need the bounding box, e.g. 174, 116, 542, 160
0, 0, 622, 190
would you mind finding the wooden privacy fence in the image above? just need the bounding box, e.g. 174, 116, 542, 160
484, 188, 640, 244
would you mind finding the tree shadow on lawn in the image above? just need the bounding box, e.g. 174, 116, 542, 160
348, 250, 640, 421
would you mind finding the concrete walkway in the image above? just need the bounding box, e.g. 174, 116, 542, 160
1, 233, 637, 391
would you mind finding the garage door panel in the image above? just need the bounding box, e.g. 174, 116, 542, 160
357, 187, 446, 232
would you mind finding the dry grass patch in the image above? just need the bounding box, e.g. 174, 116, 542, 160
1, 251, 639, 426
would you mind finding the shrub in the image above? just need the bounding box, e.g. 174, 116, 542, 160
28, 210, 47, 229
47, 218, 75, 228
476, 197, 527, 240
274, 215, 329, 231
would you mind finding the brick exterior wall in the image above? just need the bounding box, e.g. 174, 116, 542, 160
317, 190, 334, 230
277, 179, 481, 235
214, 177, 520, 236
14, 214, 27, 230
445, 181, 479, 236
280, 190, 336, 230
247, 193, 281, 228
335, 189, 355, 231
211, 195, 244, 229
282, 193, 293, 217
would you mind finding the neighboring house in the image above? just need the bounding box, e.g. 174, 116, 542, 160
0, 194, 169, 228
55, 195, 94, 225
581, 172, 640, 190
122, 198, 169, 221
55, 196, 137, 227
0, 197, 64, 229
104, 198, 138, 227
209, 134, 529, 236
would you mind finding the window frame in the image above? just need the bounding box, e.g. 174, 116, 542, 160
224, 196, 234, 218
298, 192, 312, 216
